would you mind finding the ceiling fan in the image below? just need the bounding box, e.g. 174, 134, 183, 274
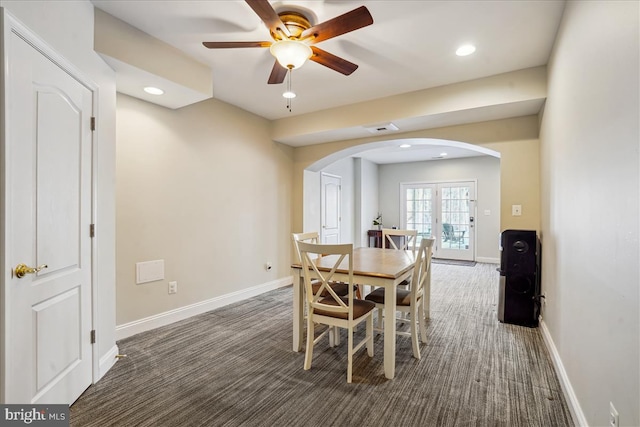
202, 0, 374, 84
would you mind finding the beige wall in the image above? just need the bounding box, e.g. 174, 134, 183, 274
483, 138, 540, 231
539, 1, 639, 425
115, 94, 293, 325
292, 116, 541, 239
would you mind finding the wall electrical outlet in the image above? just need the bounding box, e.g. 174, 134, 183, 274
609, 402, 619, 427
168, 281, 178, 294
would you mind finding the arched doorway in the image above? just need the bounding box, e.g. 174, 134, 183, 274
302, 138, 502, 262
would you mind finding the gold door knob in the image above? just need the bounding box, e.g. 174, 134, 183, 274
14, 263, 48, 278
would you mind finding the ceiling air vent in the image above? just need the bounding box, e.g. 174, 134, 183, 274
363, 123, 399, 134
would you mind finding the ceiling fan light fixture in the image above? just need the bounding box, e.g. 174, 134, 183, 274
282, 90, 296, 99
269, 40, 312, 69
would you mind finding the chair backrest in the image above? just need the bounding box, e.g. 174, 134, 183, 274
297, 241, 355, 318
410, 238, 435, 303
292, 231, 319, 263
381, 228, 418, 254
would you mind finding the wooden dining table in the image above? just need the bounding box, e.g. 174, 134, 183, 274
291, 246, 426, 380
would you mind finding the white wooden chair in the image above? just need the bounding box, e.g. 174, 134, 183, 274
365, 238, 435, 359
292, 232, 351, 298
381, 228, 418, 292
297, 241, 375, 383
381, 228, 418, 255
292, 231, 362, 297
292, 232, 348, 347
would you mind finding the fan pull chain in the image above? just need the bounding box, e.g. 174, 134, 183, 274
286, 67, 293, 112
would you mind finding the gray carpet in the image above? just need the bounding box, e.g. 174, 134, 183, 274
70, 263, 573, 427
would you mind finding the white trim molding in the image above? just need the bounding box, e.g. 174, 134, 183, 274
476, 257, 499, 264
539, 320, 588, 427
97, 344, 120, 381
116, 276, 293, 341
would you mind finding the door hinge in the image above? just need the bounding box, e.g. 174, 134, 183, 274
90, 223, 95, 238
90, 330, 96, 344
90, 117, 96, 131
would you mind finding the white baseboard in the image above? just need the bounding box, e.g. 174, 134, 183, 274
97, 344, 119, 381
539, 319, 588, 427
115, 276, 293, 341
476, 256, 499, 264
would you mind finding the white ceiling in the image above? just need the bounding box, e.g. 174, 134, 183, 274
90, 0, 566, 163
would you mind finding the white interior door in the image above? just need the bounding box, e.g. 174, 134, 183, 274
402, 181, 476, 261
2, 18, 93, 404
320, 173, 341, 243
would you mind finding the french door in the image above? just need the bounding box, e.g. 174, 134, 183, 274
401, 181, 476, 261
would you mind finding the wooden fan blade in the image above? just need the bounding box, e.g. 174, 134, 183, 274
301, 6, 373, 44
268, 61, 288, 84
203, 41, 272, 49
245, 0, 291, 38
310, 46, 358, 75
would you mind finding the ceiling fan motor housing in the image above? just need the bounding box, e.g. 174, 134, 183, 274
274, 12, 313, 40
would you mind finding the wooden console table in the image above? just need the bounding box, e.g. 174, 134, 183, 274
367, 229, 383, 248
368, 229, 408, 248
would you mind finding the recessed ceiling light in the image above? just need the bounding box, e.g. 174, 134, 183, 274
440, 152, 448, 156
400, 144, 411, 148
456, 44, 476, 56
283, 91, 296, 99
144, 86, 164, 95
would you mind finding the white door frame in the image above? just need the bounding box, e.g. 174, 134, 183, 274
0, 10, 100, 402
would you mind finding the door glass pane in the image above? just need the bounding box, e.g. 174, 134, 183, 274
441, 185, 470, 250
405, 186, 432, 242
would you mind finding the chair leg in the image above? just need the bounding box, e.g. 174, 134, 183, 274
347, 326, 353, 383
329, 326, 335, 347
418, 302, 428, 343
366, 314, 374, 357
376, 307, 383, 331
304, 316, 315, 370
410, 308, 421, 359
